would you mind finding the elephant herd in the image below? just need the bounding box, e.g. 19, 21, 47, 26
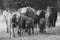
3, 6, 58, 38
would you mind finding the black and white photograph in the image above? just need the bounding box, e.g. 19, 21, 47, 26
0, 0, 60, 40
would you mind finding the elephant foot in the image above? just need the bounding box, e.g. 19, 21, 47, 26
7, 31, 9, 33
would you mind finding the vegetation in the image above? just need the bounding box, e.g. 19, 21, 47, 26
0, 0, 58, 10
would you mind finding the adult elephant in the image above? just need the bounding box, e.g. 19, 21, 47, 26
49, 7, 57, 28
36, 10, 46, 32
18, 7, 38, 28
25, 16, 34, 35
45, 6, 57, 29
16, 15, 34, 36
3, 9, 9, 33
3, 9, 19, 38
39, 18, 46, 33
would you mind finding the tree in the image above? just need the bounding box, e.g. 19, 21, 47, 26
3, 0, 17, 9
2, 0, 58, 10
0, 0, 4, 9
3, 0, 10, 9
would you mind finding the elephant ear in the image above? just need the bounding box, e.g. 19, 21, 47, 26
18, 7, 27, 14
21, 7, 27, 14
36, 10, 42, 16
26, 7, 36, 17
26, 7, 36, 14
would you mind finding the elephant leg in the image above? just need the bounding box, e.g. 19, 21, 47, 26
32, 27, 34, 34
12, 27, 15, 37
5, 17, 8, 33
29, 28, 31, 35
7, 26, 9, 33
6, 21, 9, 33
53, 18, 57, 28
9, 24, 12, 38
39, 24, 42, 32
19, 28, 22, 37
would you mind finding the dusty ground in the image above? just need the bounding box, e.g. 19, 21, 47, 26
0, 14, 60, 40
